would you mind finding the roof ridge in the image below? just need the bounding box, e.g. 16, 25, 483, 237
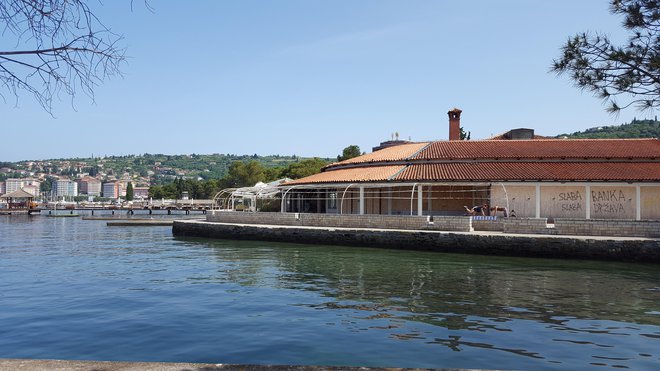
405, 142, 432, 159
387, 165, 409, 181
446, 138, 659, 143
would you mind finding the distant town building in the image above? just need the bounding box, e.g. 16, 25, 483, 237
56, 179, 78, 198
6, 179, 23, 193
22, 184, 40, 197
133, 186, 150, 199
102, 182, 122, 199
0, 182, 5, 195
5, 178, 41, 196
78, 177, 101, 196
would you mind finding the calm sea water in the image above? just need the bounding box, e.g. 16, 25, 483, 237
1, 213, 659, 370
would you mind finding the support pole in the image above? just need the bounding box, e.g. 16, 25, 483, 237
585, 185, 591, 219
427, 185, 432, 213
636, 185, 641, 221
359, 186, 365, 215
535, 184, 541, 219
387, 188, 392, 215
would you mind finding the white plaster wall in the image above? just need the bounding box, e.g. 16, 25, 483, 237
541, 186, 586, 219
491, 185, 536, 218
590, 186, 636, 219
641, 187, 660, 219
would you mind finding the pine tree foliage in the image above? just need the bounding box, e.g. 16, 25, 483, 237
552, 0, 660, 113
125, 182, 134, 201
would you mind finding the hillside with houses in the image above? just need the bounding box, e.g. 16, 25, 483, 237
0, 153, 325, 201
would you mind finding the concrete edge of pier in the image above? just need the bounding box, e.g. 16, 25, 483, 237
0, 359, 482, 371
107, 220, 175, 226
172, 220, 660, 263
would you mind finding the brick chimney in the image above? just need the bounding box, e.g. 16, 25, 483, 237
448, 108, 462, 140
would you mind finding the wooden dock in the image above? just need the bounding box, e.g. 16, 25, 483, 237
0, 208, 41, 215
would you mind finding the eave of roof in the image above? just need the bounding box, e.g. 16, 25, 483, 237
284, 161, 660, 185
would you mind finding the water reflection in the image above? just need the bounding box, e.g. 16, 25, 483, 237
192, 237, 660, 368
2, 215, 659, 370
199, 238, 660, 326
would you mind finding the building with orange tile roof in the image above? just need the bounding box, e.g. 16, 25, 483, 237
281, 109, 660, 219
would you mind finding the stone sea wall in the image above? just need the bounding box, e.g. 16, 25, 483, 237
207, 211, 660, 238
207, 211, 473, 232
173, 220, 660, 263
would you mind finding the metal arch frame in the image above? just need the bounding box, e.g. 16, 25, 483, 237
280, 185, 306, 214
212, 189, 237, 211
409, 182, 418, 216
339, 183, 355, 215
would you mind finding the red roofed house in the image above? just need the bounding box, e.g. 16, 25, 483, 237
281, 109, 660, 220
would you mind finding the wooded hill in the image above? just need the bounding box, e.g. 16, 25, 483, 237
556, 118, 660, 139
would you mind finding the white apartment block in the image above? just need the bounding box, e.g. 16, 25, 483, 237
56, 179, 78, 197
5, 178, 41, 195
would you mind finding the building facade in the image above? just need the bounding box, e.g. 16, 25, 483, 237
56, 179, 78, 198
102, 182, 122, 199
78, 177, 102, 196
280, 110, 660, 220
133, 186, 150, 199
5, 178, 41, 197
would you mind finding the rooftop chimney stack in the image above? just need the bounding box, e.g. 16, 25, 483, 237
448, 108, 462, 140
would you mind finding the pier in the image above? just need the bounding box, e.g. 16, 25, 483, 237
0, 208, 40, 215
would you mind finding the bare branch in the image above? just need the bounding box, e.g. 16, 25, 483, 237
0, 0, 129, 113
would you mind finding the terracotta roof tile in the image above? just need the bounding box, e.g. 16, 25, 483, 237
395, 162, 660, 182
327, 142, 430, 168
284, 165, 404, 185
413, 139, 660, 160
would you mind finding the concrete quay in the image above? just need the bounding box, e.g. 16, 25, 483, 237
173, 220, 660, 263
0, 359, 476, 371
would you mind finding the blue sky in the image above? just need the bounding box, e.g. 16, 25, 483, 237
1, 0, 653, 162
